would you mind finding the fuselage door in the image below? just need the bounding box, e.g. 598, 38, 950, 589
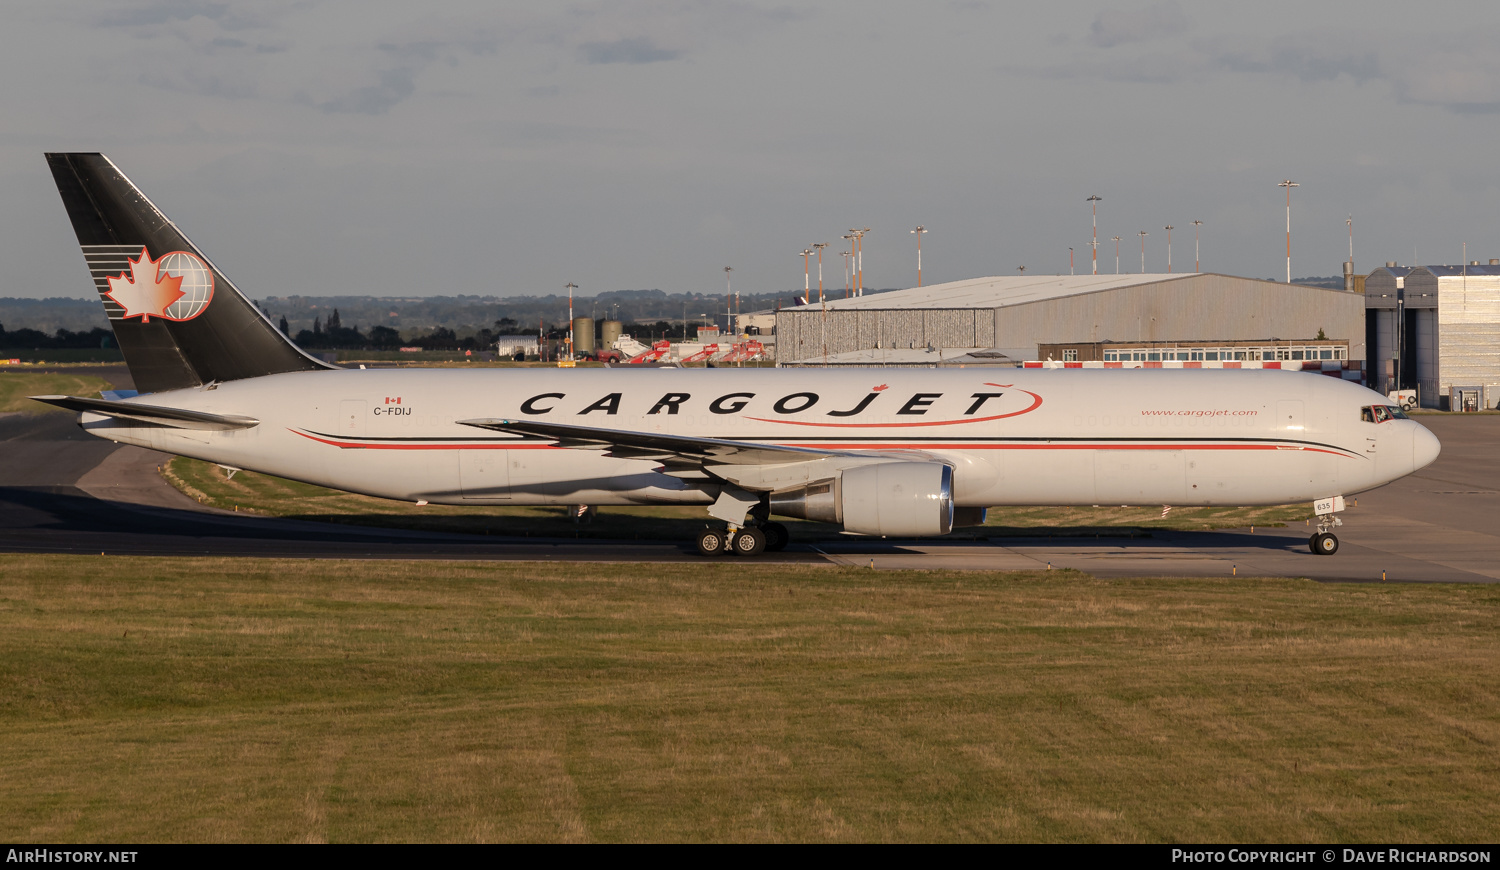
460, 449, 512, 500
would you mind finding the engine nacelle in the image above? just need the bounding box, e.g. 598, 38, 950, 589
769, 461, 954, 537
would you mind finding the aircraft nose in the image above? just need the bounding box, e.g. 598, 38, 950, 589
1412, 424, 1441, 471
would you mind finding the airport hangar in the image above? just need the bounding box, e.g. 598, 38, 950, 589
773, 273, 1366, 374
1365, 262, 1500, 410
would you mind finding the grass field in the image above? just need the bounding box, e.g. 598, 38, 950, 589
164, 456, 1313, 541
0, 370, 112, 414
1, 555, 1497, 842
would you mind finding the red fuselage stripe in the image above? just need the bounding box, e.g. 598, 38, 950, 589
293, 429, 1354, 458
291, 429, 558, 450
790, 443, 1351, 456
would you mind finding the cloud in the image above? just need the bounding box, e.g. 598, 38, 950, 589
313, 35, 498, 115
579, 37, 682, 65
1203, 36, 1378, 84
96, 0, 267, 32
314, 67, 417, 115
1088, 1, 1191, 48
1033, 23, 1500, 115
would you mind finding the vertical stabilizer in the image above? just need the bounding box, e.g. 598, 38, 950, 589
46, 153, 333, 392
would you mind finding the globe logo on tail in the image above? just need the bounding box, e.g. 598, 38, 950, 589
104, 247, 214, 322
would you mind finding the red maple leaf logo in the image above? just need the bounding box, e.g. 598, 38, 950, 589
105, 248, 185, 322
872, 384, 888, 392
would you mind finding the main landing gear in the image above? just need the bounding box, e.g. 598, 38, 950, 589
696, 521, 789, 557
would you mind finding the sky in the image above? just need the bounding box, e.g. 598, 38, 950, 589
5, 1, 1500, 302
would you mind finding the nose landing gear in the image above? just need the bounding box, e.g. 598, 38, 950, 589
1309, 531, 1340, 555
1308, 508, 1343, 556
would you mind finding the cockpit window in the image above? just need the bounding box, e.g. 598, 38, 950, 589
1362, 404, 1408, 423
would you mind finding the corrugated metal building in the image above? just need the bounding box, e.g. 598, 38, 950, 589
1367, 263, 1500, 408
776, 273, 1366, 365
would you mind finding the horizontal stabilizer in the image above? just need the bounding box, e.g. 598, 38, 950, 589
31, 395, 259, 431
457, 418, 844, 466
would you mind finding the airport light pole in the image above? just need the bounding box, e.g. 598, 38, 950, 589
813, 242, 828, 302
1069, 247, 1074, 275
1279, 179, 1299, 283
1017, 265, 1026, 274
841, 245, 852, 300
1138, 230, 1148, 274
1112, 236, 1121, 274
800, 248, 812, 305
911, 226, 927, 287
1165, 226, 1174, 274
1192, 220, 1203, 272
723, 267, 733, 334
849, 227, 870, 296
565, 282, 578, 360
1087, 195, 1102, 275
1347, 214, 1353, 271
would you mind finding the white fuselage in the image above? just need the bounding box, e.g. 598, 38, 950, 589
82, 367, 1438, 509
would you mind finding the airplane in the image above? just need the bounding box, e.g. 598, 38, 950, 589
33, 153, 1441, 558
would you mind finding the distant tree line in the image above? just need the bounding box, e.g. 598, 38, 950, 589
0, 322, 115, 349
288, 310, 530, 351
0, 312, 740, 356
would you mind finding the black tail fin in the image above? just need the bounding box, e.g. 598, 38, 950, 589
46, 153, 333, 393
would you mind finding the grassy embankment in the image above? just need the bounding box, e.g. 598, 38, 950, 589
163, 455, 1311, 541
0, 370, 112, 414
2, 555, 1497, 842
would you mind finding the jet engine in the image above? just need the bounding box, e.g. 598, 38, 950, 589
769, 461, 954, 536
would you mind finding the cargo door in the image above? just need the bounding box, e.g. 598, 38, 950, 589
1094, 450, 1186, 504
459, 449, 512, 500
339, 400, 365, 437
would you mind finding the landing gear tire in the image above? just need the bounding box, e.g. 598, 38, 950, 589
696, 529, 727, 557
1310, 533, 1339, 556
761, 522, 789, 552
731, 527, 767, 557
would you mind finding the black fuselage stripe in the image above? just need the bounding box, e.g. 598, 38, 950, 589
298, 429, 1357, 454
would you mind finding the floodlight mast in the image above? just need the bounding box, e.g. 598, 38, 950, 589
813, 242, 828, 302
800, 248, 812, 303
723, 267, 733, 334
1165, 226, 1174, 274
564, 282, 578, 360
1112, 236, 1121, 274
1086, 195, 1102, 275
1192, 220, 1203, 272
911, 226, 927, 287
1069, 247, 1074, 275
840, 243, 852, 299
1138, 230, 1148, 274
848, 227, 870, 296
1278, 179, 1299, 283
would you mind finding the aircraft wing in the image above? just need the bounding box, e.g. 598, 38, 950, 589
30, 395, 260, 431
456, 418, 851, 467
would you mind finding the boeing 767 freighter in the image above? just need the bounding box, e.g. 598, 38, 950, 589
33, 154, 1440, 556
